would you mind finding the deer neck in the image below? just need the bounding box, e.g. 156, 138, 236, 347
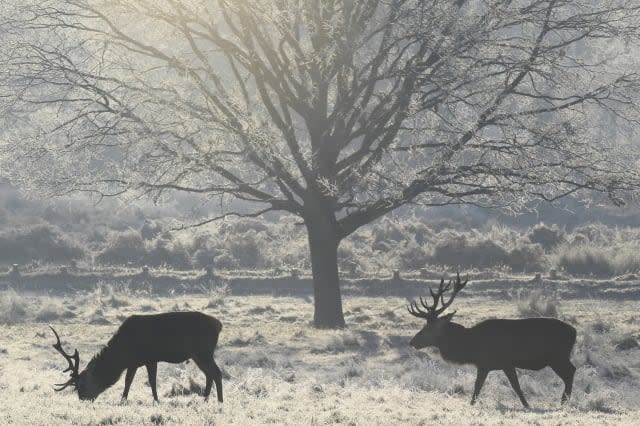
436, 322, 472, 365
84, 344, 128, 392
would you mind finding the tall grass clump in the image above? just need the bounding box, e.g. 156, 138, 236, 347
34, 299, 76, 322
0, 289, 29, 324
516, 289, 560, 318
202, 280, 229, 308
553, 246, 615, 277
552, 243, 640, 277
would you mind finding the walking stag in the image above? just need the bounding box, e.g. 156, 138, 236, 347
408, 274, 576, 407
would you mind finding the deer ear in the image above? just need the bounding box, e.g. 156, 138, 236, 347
441, 311, 456, 322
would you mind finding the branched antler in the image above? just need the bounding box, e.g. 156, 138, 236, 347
408, 273, 469, 320
49, 325, 80, 391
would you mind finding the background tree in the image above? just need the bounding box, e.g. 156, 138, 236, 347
2, 0, 640, 327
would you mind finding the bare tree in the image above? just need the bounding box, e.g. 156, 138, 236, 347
2, 1, 640, 327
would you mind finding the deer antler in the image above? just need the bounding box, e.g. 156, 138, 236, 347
408, 273, 469, 320
49, 325, 80, 391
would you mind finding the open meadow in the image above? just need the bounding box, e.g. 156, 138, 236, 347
3, 0, 640, 424
1, 279, 639, 425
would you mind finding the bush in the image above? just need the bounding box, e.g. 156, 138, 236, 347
144, 239, 192, 270
192, 248, 219, 268
398, 242, 430, 270
371, 220, 407, 249
527, 223, 565, 251
224, 230, 267, 268
34, 301, 76, 322
95, 230, 146, 266
571, 223, 616, 246
140, 220, 162, 240
553, 245, 616, 277
431, 238, 504, 269
0, 289, 28, 325
0, 225, 84, 265
516, 289, 560, 318
507, 243, 546, 272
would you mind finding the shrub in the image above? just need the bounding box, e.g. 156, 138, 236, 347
0, 225, 84, 265
553, 245, 616, 277
189, 219, 282, 269
140, 220, 162, 240
34, 301, 76, 322
507, 243, 546, 272
371, 220, 407, 248
427, 231, 545, 272
516, 289, 560, 318
430, 235, 468, 267
202, 281, 229, 308
404, 222, 435, 246
95, 229, 146, 265
433, 238, 509, 269
527, 223, 565, 251
571, 223, 616, 246
193, 248, 219, 269
398, 242, 430, 270
144, 239, 192, 270
224, 230, 267, 268
611, 245, 640, 275
213, 250, 237, 269
217, 219, 270, 236
0, 289, 28, 324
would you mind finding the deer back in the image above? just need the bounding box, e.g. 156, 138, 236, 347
111, 312, 223, 365
454, 318, 577, 370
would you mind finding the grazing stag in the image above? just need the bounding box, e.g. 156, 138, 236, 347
50, 311, 223, 403
408, 274, 576, 408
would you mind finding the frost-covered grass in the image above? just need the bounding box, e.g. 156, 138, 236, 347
0, 285, 639, 425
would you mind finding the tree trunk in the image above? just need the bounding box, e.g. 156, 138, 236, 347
306, 216, 345, 329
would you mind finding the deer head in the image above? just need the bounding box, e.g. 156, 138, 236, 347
50, 326, 100, 401
408, 273, 468, 349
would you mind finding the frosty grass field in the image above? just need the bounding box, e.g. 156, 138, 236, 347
0, 279, 639, 425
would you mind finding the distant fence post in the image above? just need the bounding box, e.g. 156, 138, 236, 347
9, 264, 21, 282
204, 264, 214, 279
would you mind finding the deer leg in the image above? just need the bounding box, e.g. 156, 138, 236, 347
193, 355, 223, 402
551, 360, 576, 404
503, 368, 529, 408
471, 368, 489, 405
122, 367, 137, 400
211, 359, 223, 403
145, 362, 159, 402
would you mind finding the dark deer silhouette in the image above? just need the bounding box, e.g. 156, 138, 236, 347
50, 311, 223, 403
408, 274, 576, 408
